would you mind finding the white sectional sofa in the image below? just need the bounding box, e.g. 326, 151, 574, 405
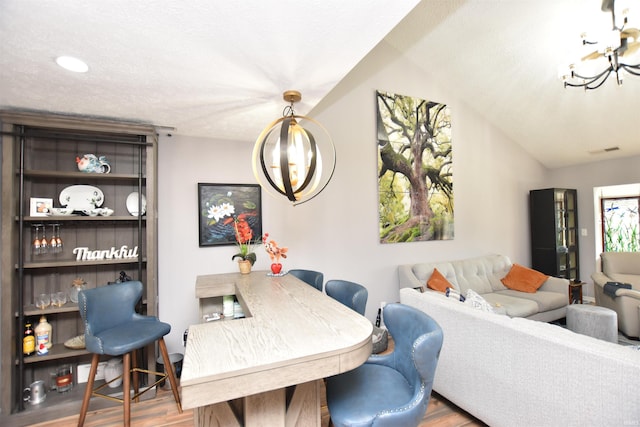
400, 288, 640, 426
398, 254, 569, 322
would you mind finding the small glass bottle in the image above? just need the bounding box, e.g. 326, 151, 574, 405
23, 321, 35, 356
35, 315, 52, 355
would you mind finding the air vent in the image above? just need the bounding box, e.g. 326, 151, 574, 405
588, 146, 620, 155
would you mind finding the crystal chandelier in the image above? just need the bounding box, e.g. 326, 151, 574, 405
252, 90, 336, 206
560, 0, 640, 90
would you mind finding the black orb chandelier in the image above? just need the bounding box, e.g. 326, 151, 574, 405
252, 90, 336, 206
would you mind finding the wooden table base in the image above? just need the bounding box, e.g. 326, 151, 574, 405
195, 380, 321, 427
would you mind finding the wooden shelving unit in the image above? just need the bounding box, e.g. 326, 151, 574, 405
0, 111, 158, 417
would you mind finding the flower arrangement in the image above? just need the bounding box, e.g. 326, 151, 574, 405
229, 214, 258, 265
262, 233, 288, 265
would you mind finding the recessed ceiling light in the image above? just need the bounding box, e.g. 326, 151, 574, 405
55, 56, 89, 73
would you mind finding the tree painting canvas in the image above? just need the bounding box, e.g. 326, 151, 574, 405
377, 90, 453, 243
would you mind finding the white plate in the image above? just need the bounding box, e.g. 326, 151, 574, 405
59, 185, 104, 210
126, 192, 146, 216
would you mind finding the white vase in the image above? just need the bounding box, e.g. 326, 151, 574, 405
104, 358, 123, 388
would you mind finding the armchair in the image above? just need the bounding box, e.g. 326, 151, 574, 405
326, 303, 443, 427
592, 252, 640, 338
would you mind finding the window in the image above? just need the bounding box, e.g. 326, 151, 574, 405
601, 196, 639, 252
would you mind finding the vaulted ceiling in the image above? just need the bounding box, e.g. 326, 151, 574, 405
2, 0, 639, 169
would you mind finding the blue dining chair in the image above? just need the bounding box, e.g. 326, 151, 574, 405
325, 279, 368, 315
326, 303, 443, 427
289, 269, 324, 292
77, 281, 182, 426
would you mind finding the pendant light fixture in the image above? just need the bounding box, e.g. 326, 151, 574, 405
252, 90, 336, 206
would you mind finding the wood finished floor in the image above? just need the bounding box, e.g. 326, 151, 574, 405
5, 384, 485, 427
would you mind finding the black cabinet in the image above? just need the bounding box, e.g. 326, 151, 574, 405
529, 188, 579, 280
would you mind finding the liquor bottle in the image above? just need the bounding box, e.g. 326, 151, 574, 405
23, 321, 35, 356
375, 308, 381, 328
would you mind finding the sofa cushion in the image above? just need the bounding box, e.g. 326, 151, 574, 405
495, 290, 567, 312
412, 262, 459, 291
427, 268, 452, 292
602, 252, 640, 276
480, 293, 539, 317
500, 264, 548, 293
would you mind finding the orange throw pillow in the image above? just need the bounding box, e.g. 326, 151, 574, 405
427, 268, 453, 293
501, 264, 548, 293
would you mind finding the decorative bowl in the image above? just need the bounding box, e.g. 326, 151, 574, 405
49, 208, 72, 216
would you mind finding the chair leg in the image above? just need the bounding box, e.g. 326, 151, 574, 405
77, 354, 100, 427
122, 352, 131, 427
158, 337, 182, 413
131, 348, 140, 403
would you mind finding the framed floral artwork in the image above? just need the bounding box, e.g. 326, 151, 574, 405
198, 183, 262, 247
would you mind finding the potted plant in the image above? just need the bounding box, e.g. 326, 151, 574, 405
231, 215, 257, 273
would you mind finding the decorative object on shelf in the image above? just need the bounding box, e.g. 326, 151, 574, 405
262, 233, 288, 276
252, 90, 336, 206
559, 0, 640, 90
23, 380, 46, 405
59, 185, 104, 211
48, 207, 73, 216
35, 315, 52, 355
198, 183, 262, 247
29, 197, 53, 216
63, 334, 85, 349
117, 270, 132, 283
126, 192, 146, 216
76, 154, 111, 174
69, 277, 86, 303
72, 245, 138, 261
55, 364, 73, 392
103, 358, 123, 388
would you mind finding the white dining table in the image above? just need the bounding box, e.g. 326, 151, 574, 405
181, 271, 373, 427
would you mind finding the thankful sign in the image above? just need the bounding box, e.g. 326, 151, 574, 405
73, 245, 139, 261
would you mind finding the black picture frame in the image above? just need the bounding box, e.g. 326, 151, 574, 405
198, 183, 262, 247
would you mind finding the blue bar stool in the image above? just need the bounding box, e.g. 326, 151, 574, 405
77, 281, 182, 426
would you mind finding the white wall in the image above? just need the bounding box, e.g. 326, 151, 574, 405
157, 40, 550, 353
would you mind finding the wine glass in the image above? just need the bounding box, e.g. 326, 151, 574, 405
32, 224, 41, 256
35, 293, 50, 309
54, 224, 63, 253
40, 226, 49, 254
54, 291, 67, 307
50, 292, 59, 308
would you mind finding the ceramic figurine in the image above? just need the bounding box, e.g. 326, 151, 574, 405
76, 154, 111, 174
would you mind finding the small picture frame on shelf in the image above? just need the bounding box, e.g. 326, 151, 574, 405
29, 197, 53, 216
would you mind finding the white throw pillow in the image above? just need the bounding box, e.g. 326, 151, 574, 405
464, 289, 495, 313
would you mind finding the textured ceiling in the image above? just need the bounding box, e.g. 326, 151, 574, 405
0, 0, 420, 139
1, 0, 639, 169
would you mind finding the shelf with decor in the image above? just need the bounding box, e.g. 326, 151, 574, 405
0, 111, 158, 417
